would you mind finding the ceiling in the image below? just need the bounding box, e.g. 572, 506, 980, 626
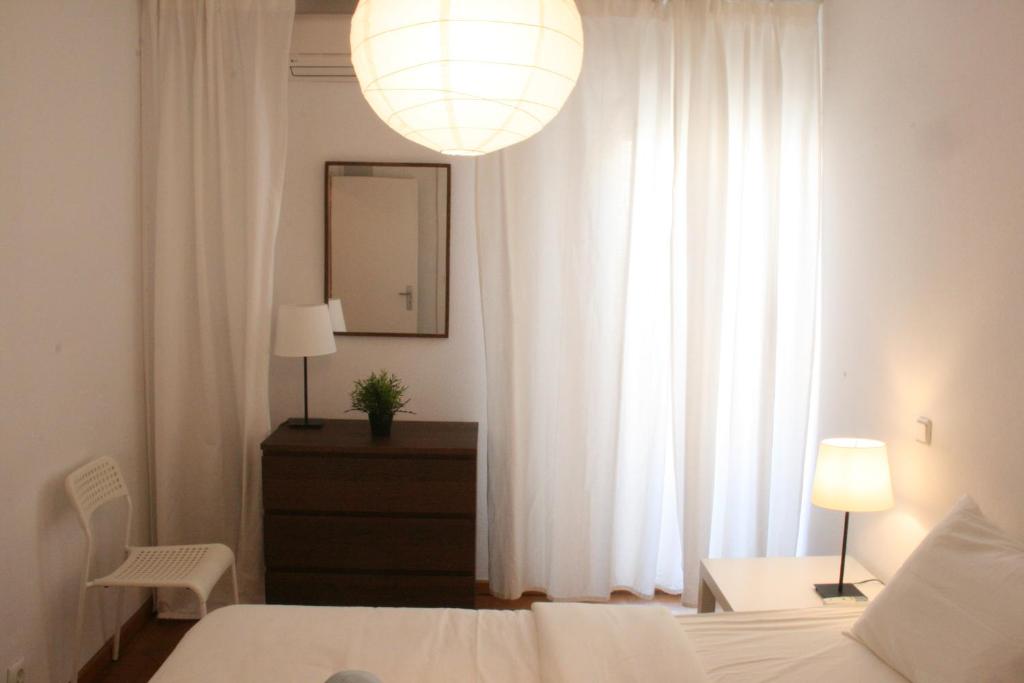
296, 0, 357, 14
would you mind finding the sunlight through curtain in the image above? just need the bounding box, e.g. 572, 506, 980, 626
476, 0, 822, 605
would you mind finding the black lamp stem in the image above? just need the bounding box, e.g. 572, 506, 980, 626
302, 356, 309, 425
838, 510, 850, 594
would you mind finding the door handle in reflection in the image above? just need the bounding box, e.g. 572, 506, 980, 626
397, 285, 413, 311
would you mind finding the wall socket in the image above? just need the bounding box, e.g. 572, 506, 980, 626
6, 659, 25, 683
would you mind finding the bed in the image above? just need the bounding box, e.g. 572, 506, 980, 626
149, 602, 903, 682
151, 496, 1023, 681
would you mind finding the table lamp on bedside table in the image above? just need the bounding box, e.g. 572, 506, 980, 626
274, 303, 336, 429
811, 437, 894, 600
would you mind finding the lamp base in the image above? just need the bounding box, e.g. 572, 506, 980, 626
285, 417, 326, 430
814, 583, 867, 601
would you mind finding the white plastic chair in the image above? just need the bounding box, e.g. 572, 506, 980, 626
66, 456, 238, 681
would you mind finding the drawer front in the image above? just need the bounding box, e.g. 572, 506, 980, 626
266, 571, 474, 608
264, 514, 474, 573
263, 454, 475, 516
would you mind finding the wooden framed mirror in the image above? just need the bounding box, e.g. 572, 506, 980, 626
324, 161, 451, 338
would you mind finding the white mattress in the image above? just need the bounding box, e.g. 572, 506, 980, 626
152, 603, 905, 682
679, 605, 907, 682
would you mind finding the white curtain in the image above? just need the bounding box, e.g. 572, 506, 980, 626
141, 0, 293, 615
476, 0, 822, 605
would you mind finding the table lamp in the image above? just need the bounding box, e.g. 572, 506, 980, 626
811, 437, 894, 599
274, 304, 336, 429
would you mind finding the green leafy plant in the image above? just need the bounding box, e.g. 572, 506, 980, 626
348, 370, 412, 417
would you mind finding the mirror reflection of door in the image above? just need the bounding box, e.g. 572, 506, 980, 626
332, 176, 418, 333
326, 162, 450, 337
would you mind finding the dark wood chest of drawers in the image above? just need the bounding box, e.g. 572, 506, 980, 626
261, 419, 477, 608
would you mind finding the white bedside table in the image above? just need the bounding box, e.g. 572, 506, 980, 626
697, 556, 883, 613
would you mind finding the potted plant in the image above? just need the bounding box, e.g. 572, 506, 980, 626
348, 370, 412, 437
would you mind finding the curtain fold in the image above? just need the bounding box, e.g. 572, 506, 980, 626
477, 0, 822, 605
141, 0, 294, 616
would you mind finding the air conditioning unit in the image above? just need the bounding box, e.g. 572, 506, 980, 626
290, 13, 356, 82
289, 52, 355, 81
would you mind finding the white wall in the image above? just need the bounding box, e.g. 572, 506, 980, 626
271, 15, 489, 579
810, 0, 1024, 580
0, 1, 149, 681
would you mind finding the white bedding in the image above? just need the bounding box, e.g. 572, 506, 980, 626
151, 603, 703, 682
533, 602, 708, 682
680, 606, 907, 683
151, 606, 539, 682
152, 603, 901, 682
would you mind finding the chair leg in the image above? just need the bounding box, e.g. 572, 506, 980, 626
231, 562, 240, 604
72, 582, 88, 683
112, 587, 126, 660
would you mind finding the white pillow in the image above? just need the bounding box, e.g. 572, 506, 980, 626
849, 495, 1024, 682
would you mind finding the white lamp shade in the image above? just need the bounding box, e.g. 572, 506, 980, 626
350, 0, 584, 156
273, 304, 337, 358
812, 438, 894, 512
328, 298, 347, 333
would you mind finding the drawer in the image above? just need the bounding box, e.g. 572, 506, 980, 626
263, 454, 474, 516
266, 570, 475, 608
264, 514, 475, 573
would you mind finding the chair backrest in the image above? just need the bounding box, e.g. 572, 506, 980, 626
65, 456, 131, 537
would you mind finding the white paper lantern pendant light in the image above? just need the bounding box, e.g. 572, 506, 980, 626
351, 0, 585, 157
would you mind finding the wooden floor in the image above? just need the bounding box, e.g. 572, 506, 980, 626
91, 618, 193, 683
475, 588, 693, 615
94, 591, 692, 683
